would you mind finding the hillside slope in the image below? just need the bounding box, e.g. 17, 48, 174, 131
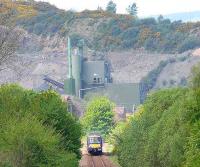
1, 0, 200, 91
155, 56, 199, 88
5, 0, 200, 53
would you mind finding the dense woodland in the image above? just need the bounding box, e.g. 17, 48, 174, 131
111, 64, 200, 167
0, 85, 82, 167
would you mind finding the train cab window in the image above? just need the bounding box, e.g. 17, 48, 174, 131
89, 137, 101, 144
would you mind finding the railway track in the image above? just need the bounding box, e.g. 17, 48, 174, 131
99, 156, 107, 167
80, 154, 114, 167
91, 155, 106, 167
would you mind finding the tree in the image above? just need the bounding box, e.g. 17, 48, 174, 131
82, 97, 115, 136
191, 63, 200, 89
126, 2, 137, 16
190, 63, 200, 104
178, 37, 200, 53
30, 90, 82, 158
97, 6, 103, 11
115, 88, 189, 167
106, 0, 117, 14
157, 15, 164, 23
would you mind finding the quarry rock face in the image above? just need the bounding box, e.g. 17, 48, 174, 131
1, 25, 200, 92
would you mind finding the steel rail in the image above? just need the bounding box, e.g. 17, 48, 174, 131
99, 156, 106, 167
90, 155, 95, 167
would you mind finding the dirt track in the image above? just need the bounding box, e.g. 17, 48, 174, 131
80, 154, 116, 167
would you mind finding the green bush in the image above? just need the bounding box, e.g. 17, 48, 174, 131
70, 34, 84, 47
121, 39, 137, 48
162, 32, 185, 52
144, 37, 160, 51
180, 77, 187, 86
170, 79, 176, 85
120, 27, 139, 40
108, 121, 126, 153
162, 80, 167, 86
0, 115, 78, 167
141, 60, 165, 102
30, 91, 82, 158
139, 18, 157, 26
178, 37, 200, 53
111, 26, 121, 36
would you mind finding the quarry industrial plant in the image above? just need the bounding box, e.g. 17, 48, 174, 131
42, 37, 142, 111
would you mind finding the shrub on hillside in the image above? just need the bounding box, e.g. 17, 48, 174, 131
162, 80, 167, 86
141, 60, 169, 92
0, 115, 78, 167
97, 20, 116, 34
70, 34, 84, 47
144, 37, 160, 51
178, 37, 200, 53
170, 79, 176, 85
121, 39, 137, 48
139, 18, 157, 26
162, 32, 186, 52
179, 77, 187, 86
111, 26, 121, 36
120, 27, 139, 40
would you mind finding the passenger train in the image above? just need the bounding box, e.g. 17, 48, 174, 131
87, 134, 103, 155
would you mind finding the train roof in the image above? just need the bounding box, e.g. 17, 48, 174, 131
87, 134, 101, 138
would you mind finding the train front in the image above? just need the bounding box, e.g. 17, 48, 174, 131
87, 135, 102, 155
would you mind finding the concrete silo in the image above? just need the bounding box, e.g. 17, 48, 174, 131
64, 37, 83, 96
64, 37, 75, 95
72, 40, 83, 96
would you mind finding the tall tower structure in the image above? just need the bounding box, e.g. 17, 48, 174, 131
72, 40, 83, 96
68, 37, 73, 78
64, 37, 75, 95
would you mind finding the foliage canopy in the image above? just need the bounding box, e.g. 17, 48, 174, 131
0, 84, 82, 167
114, 64, 200, 167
